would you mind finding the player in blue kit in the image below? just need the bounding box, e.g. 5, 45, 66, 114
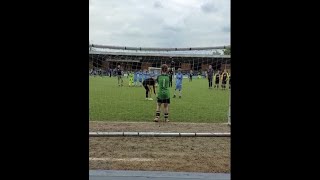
173, 68, 183, 98
133, 71, 138, 86
138, 70, 143, 86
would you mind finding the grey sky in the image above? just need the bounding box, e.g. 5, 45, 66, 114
89, 0, 230, 47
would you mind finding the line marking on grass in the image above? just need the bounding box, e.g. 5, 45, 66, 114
89, 158, 157, 162
89, 121, 230, 125
89, 132, 230, 137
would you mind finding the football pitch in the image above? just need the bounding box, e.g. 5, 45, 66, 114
89, 76, 230, 123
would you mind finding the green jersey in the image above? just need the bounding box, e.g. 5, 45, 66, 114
128, 73, 134, 79
157, 74, 170, 100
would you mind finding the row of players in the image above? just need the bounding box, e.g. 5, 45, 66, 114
126, 70, 231, 90
206, 65, 231, 89
112, 65, 230, 89
89, 67, 229, 80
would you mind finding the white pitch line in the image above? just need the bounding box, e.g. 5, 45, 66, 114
89, 158, 156, 162
89, 121, 229, 125
89, 132, 231, 137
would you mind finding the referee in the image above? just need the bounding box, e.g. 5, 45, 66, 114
142, 77, 156, 100
116, 65, 123, 86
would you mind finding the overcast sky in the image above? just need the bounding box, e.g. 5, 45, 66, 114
89, 0, 230, 47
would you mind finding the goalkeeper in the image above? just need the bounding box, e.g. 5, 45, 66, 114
154, 64, 170, 122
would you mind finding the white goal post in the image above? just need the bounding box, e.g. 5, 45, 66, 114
228, 88, 231, 126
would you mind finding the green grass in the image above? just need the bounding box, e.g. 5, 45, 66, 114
89, 76, 230, 123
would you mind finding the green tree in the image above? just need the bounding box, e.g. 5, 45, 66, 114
223, 46, 231, 55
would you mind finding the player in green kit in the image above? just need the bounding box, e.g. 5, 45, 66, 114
128, 71, 134, 87
154, 64, 170, 122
